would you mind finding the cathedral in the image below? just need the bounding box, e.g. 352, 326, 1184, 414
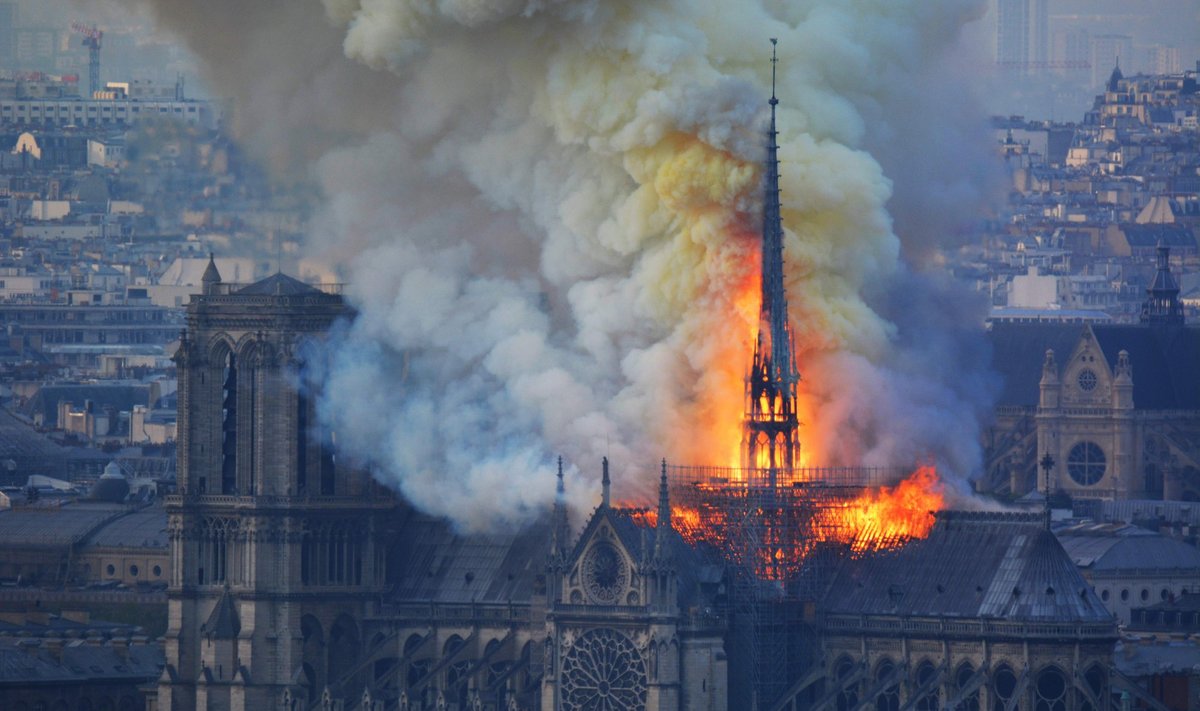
154, 259, 729, 711
156, 50, 1130, 711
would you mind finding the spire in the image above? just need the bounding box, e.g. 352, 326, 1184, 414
1107, 59, 1123, 92
601, 456, 610, 508
1140, 243, 1184, 326
744, 39, 801, 472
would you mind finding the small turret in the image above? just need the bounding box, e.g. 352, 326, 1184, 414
654, 459, 671, 561
201, 253, 222, 295
1039, 349, 1060, 410
1113, 349, 1134, 410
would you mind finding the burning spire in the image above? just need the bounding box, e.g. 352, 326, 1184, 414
744, 39, 801, 472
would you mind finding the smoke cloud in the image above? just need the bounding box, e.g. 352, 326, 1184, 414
123, 0, 1000, 531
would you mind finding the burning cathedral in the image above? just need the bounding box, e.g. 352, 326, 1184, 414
156, 45, 1130, 711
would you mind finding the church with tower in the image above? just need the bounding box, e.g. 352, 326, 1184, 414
155, 258, 729, 711
154, 44, 1132, 711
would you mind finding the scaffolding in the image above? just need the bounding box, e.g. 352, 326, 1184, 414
666, 464, 909, 709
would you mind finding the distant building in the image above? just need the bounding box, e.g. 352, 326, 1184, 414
984, 249, 1200, 501
995, 0, 1048, 73
0, 610, 163, 711
0, 96, 219, 130
1056, 521, 1200, 623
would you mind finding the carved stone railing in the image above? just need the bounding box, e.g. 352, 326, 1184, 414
821, 613, 1117, 641
164, 493, 394, 510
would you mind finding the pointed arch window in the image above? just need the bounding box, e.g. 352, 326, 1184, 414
221, 352, 237, 494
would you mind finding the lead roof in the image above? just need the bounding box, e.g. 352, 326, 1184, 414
823, 511, 1114, 624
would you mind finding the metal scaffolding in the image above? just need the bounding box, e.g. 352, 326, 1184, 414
666, 464, 908, 709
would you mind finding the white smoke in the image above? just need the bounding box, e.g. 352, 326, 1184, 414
122, 0, 1001, 531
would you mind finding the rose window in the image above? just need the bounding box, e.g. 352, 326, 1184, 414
560, 628, 648, 711
582, 542, 628, 604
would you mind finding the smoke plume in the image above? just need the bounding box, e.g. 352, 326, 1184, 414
122, 0, 999, 531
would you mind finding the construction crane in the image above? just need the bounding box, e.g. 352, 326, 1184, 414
70, 22, 103, 97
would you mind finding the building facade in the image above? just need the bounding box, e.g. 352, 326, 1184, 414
984, 248, 1200, 501
158, 265, 393, 711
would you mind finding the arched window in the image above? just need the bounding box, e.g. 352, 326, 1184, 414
1034, 666, 1067, 711
992, 664, 1017, 711
874, 658, 899, 711
955, 661, 980, 711
834, 655, 859, 711
914, 660, 939, 711
1076, 663, 1107, 711
327, 615, 359, 690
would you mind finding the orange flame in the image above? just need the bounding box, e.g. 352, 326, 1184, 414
815, 466, 944, 553
624, 466, 944, 580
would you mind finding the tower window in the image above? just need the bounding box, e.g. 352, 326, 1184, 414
221, 353, 237, 494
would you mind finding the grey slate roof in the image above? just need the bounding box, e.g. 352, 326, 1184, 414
204, 589, 241, 639
823, 511, 1113, 623
235, 272, 323, 297
0, 637, 161, 686
0, 505, 126, 548
387, 511, 549, 605
987, 322, 1200, 409
0, 408, 67, 472
81, 507, 167, 550
1120, 223, 1196, 249
1058, 533, 1200, 573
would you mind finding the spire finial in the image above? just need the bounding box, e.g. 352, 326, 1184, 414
769, 38, 779, 106
601, 456, 610, 508
556, 455, 564, 494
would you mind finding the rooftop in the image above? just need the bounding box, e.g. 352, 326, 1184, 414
823, 511, 1115, 625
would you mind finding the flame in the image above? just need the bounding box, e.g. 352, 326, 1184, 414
815, 465, 943, 553
624, 466, 944, 581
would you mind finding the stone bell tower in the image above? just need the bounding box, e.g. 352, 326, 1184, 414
160, 263, 393, 711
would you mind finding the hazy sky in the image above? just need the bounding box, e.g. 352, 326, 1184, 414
12, 0, 1197, 118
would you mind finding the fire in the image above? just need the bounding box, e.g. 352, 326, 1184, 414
624, 466, 944, 581
815, 466, 944, 553
687, 256, 821, 471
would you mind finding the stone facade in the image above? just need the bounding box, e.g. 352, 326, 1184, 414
158, 267, 729, 711
158, 270, 393, 711
541, 467, 727, 711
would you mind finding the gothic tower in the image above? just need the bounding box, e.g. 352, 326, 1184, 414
744, 39, 801, 473
160, 265, 392, 711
